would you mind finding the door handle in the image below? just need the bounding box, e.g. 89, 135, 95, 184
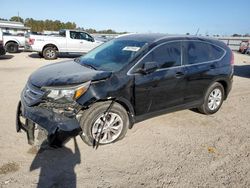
80, 41, 83, 44
175, 72, 184, 78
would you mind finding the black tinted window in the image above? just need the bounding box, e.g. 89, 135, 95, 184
210, 44, 225, 59
70, 31, 93, 41
59, 30, 66, 37
142, 42, 181, 69
186, 41, 224, 65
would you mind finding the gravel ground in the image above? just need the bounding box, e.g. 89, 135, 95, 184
0, 52, 249, 188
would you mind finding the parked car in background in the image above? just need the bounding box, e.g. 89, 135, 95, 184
3, 32, 25, 53
25, 29, 103, 60
0, 30, 6, 56
238, 40, 249, 54
17, 34, 234, 148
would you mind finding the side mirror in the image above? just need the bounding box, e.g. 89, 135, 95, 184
88, 37, 94, 42
138, 61, 158, 74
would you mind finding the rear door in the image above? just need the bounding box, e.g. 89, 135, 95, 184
182, 40, 226, 103
133, 41, 186, 115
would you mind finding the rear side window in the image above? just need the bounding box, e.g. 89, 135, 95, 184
185, 41, 225, 65
141, 42, 181, 69
59, 30, 66, 37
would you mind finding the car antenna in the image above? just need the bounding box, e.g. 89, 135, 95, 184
92, 98, 117, 149
79, 98, 117, 149
195, 28, 200, 36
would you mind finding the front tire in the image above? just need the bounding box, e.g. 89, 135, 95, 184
80, 101, 129, 146
198, 82, 224, 115
43, 46, 58, 60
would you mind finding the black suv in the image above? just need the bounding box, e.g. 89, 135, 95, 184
17, 34, 233, 147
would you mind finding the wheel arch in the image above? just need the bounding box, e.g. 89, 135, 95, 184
115, 98, 135, 128
5, 40, 19, 46
217, 80, 228, 99
91, 97, 135, 129
42, 43, 59, 52
208, 78, 230, 100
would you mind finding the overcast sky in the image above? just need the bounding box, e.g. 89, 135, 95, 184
1, 0, 249, 35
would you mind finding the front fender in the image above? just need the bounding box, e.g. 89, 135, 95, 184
76, 76, 135, 127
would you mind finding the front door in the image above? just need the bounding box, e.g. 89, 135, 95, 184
133, 41, 186, 115
67, 31, 82, 52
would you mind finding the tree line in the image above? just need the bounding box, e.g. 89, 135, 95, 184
0, 16, 125, 34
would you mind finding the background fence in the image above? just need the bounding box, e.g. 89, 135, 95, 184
92, 34, 250, 51
216, 37, 250, 51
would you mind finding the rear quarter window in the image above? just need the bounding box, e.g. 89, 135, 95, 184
185, 41, 225, 65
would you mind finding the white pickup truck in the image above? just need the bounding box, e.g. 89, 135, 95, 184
2, 32, 25, 53
25, 29, 103, 59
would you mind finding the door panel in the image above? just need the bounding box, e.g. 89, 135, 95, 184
134, 41, 185, 115
182, 40, 223, 103
183, 63, 215, 102
78, 32, 96, 53
66, 31, 89, 53
67, 31, 82, 52
134, 67, 186, 115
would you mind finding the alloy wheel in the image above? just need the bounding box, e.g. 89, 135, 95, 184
91, 112, 123, 144
207, 88, 222, 111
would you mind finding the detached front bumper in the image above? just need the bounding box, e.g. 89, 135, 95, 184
16, 94, 82, 146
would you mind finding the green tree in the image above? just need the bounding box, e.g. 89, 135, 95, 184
10, 16, 24, 23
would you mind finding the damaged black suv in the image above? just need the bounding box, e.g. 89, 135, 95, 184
16, 34, 233, 147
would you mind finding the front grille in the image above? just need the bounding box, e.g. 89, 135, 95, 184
23, 82, 45, 106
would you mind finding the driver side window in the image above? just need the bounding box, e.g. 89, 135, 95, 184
70, 31, 94, 42
141, 41, 182, 69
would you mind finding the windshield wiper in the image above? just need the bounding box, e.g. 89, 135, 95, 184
82, 63, 97, 70
74, 58, 98, 70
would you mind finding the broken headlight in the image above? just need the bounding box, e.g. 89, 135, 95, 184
42, 81, 91, 103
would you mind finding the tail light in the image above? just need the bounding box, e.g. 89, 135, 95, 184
0, 40, 3, 45
28, 38, 35, 45
230, 51, 234, 65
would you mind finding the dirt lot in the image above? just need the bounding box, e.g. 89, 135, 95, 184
0, 52, 249, 188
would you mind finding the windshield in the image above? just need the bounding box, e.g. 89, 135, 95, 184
77, 39, 147, 72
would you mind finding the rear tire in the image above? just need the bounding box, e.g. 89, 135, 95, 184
80, 101, 129, 146
5, 42, 18, 53
198, 82, 224, 115
43, 46, 58, 60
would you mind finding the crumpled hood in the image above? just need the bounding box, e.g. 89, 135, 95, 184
29, 60, 112, 87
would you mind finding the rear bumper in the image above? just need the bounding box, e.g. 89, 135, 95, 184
224, 74, 233, 100
16, 93, 82, 145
